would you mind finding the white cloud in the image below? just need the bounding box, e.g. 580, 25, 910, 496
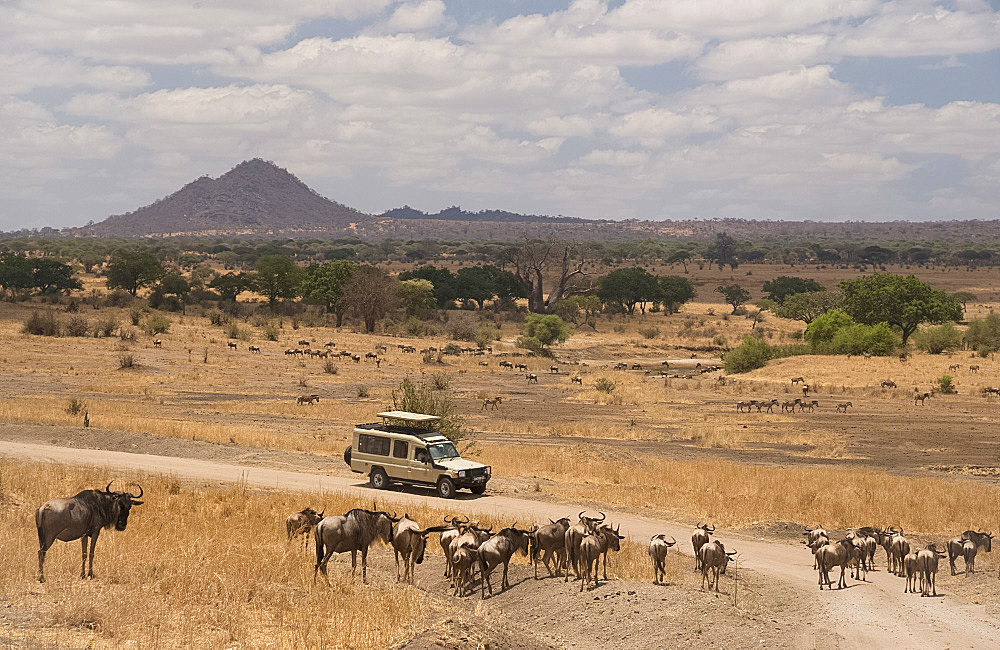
380, 0, 453, 33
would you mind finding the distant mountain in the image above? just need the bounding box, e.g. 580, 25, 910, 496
74, 159, 368, 237
381, 205, 585, 223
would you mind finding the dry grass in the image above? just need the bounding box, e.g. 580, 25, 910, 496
474, 444, 1000, 535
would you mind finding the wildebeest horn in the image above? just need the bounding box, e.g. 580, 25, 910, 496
707, 524, 715, 532
578, 511, 586, 520
668, 537, 677, 546
726, 550, 737, 556
596, 511, 606, 522
697, 521, 703, 529
105, 481, 114, 493
129, 484, 143, 499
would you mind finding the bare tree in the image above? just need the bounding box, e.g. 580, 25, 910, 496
503, 238, 587, 313
339, 266, 399, 332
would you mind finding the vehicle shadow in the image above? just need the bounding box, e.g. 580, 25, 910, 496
348, 481, 491, 501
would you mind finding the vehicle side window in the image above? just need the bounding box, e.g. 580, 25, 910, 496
393, 440, 408, 459
359, 434, 390, 456
414, 447, 429, 463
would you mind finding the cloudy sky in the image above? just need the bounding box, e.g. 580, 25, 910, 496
3, 0, 1000, 230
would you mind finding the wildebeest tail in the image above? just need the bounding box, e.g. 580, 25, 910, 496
314, 524, 325, 567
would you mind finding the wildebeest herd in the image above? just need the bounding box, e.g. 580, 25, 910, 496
803, 525, 993, 596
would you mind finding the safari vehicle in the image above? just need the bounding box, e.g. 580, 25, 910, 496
343, 411, 491, 498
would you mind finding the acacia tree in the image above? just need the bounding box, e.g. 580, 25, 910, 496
503, 239, 586, 313
106, 249, 163, 296
667, 249, 693, 273
340, 265, 398, 332
597, 267, 661, 314
299, 260, 355, 325
252, 255, 301, 311
208, 272, 248, 302
775, 291, 840, 324
658, 276, 696, 313
717, 283, 751, 314
762, 276, 824, 304
839, 273, 961, 344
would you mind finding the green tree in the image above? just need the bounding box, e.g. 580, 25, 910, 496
160, 273, 189, 297
252, 255, 301, 311
0, 253, 34, 300
398, 279, 436, 316
804, 309, 855, 347
299, 261, 355, 325
706, 232, 739, 270
830, 322, 898, 356
106, 249, 164, 296
339, 265, 398, 332
454, 266, 496, 309
762, 276, 824, 304
724, 336, 772, 373
716, 283, 750, 314
208, 273, 248, 302
517, 313, 571, 355
913, 323, 963, 354
667, 249, 693, 273
964, 313, 1000, 356
658, 276, 696, 313
32, 258, 82, 295
776, 291, 840, 324
597, 267, 661, 314
399, 266, 458, 308
951, 291, 977, 313
839, 273, 961, 344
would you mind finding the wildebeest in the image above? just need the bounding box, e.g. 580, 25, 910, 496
916, 543, 947, 596
531, 517, 570, 578
692, 522, 715, 570
391, 514, 447, 583
889, 528, 910, 576
564, 511, 605, 581
948, 530, 992, 575
227, 341, 237, 349
249, 345, 260, 354
816, 538, 854, 590
450, 544, 478, 597
881, 380, 897, 390
549, 366, 559, 373
791, 377, 805, 384
699, 540, 736, 591
286, 507, 324, 545
592, 522, 625, 581
526, 373, 538, 383
440, 515, 469, 578
649, 534, 678, 585
153, 339, 162, 347
313, 508, 398, 584
578, 531, 604, 592
35, 481, 144, 583
478, 526, 532, 598
571, 376, 583, 385
903, 551, 920, 593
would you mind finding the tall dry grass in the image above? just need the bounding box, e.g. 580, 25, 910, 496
473, 444, 1000, 535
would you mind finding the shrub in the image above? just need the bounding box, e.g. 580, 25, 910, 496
515, 336, 544, 355
323, 360, 338, 375
94, 317, 118, 338
225, 323, 250, 341
594, 378, 616, 393
406, 316, 428, 337
391, 377, 465, 441
262, 323, 280, 341
638, 326, 660, 340
442, 343, 462, 355
964, 313, 1000, 356
23, 311, 60, 336
724, 336, 773, 373
106, 290, 133, 308
66, 398, 87, 415
142, 315, 171, 335
519, 313, 571, 356
804, 309, 855, 347
449, 322, 477, 341
937, 375, 956, 394
63, 315, 90, 337
913, 323, 962, 354
474, 326, 497, 350
830, 322, 898, 356
129, 308, 142, 326
117, 352, 137, 369
207, 309, 229, 326
119, 327, 137, 342
356, 385, 370, 398
430, 373, 450, 390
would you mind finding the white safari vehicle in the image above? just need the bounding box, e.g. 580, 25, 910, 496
343, 411, 491, 498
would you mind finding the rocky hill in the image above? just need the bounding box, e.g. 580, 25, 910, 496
74, 159, 368, 237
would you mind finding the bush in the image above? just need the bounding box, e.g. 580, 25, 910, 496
94, 317, 118, 338
937, 375, 956, 394
518, 313, 571, 356
913, 323, 962, 354
594, 378, 616, 393
391, 377, 465, 441
106, 290, 133, 308
474, 326, 497, 350
262, 323, 280, 341
119, 327, 137, 342
129, 308, 142, 326
66, 398, 87, 415
442, 343, 462, 355
830, 322, 898, 356
449, 322, 477, 341
207, 309, 229, 326
323, 360, 338, 374
23, 311, 61, 336
356, 385, 370, 398
964, 313, 1000, 356
225, 322, 250, 341
117, 352, 137, 369
142, 315, 171, 335
638, 326, 660, 340
515, 336, 544, 354
724, 336, 773, 373
406, 316, 428, 337
804, 309, 855, 347
430, 373, 450, 390
63, 315, 90, 337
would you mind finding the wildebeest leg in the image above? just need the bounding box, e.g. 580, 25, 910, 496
394, 548, 401, 581
502, 559, 510, 590
360, 548, 368, 583
81, 536, 89, 579
602, 550, 609, 581
87, 532, 99, 578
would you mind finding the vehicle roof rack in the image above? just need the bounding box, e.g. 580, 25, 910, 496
376, 411, 441, 424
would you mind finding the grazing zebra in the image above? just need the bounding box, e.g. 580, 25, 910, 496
948, 364, 961, 372
836, 402, 853, 413
791, 377, 805, 385
970, 365, 980, 373
571, 376, 583, 385
526, 374, 538, 383
248, 345, 261, 354
880, 380, 897, 390
297, 394, 320, 405
481, 397, 503, 411
914, 392, 931, 406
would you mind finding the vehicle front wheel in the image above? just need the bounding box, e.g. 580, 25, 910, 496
470, 484, 487, 495
436, 477, 456, 499
370, 467, 390, 490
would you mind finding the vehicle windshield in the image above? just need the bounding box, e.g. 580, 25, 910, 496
428, 443, 459, 460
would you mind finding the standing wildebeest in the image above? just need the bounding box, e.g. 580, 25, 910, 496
699, 540, 736, 592
578, 530, 605, 592
791, 377, 805, 384
889, 528, 911, 577
286, 507, 324, 545
692, 522, 715, 571
440, 515, 469, 578
916, 543, 947, 596
313, 508, 398, 584
948, 530, 992, 575
526, 373, 538, 383
571, 376, 583, 385
391, 514, 447, 583
479, 526, 532, 597
531, 517, 570, 578
35, 482, 144, 583
903, 551, 920, 593
816, 538, 854, 590
249, 345, 261, 354
593, 523, 625, 581
881, 380, 897, 390
564, 511, 605, 581
649, 535, 678, 584
227, 341, 237, 349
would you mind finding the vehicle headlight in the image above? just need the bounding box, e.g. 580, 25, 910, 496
459, 470, 467, 478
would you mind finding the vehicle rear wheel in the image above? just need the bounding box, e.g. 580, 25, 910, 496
370, 467, 389, 489
343, 446, 352, 466
436, 477, 456, 499
470, 484, 487, 495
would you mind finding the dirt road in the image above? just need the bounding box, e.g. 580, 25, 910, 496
3, 440, 997, 648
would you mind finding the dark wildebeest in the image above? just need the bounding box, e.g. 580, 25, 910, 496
531, 516, 571, 578
692, 522, 715, 571
286, 507, 324, 546
313, 508, 398, 584
35, 481, 144, 583
564, 511, 605, 581
947, 530, 992, 575
649, 534, 678, 585
478, 526, 532, 598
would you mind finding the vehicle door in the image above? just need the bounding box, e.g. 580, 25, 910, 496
409, 445, 434, 484
390, 439, 409, 480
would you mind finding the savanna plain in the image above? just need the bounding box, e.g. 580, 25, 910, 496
2, 262, 1000, 648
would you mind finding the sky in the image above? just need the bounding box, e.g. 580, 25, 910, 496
3, 0, 1000, 230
